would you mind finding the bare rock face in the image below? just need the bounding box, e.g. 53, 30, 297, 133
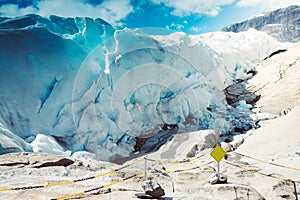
222, 5, 300, 43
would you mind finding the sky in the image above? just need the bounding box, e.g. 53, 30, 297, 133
0, 0, 299, 34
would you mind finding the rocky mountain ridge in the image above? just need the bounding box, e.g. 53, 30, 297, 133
222, 5, 300, 43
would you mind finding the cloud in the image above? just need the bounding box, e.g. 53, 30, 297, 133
190, 26, 205, 33
151, 0, 235, 17
236, 0, 300, 11
0, 0, 133, 27
166, 22, 184, 31
0, 4, 37, 16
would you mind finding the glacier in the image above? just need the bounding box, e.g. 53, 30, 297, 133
0, 15, 289, 161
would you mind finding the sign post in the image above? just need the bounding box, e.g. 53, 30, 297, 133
144, 156, 147, 180
210, 145, 226, 180
217, 160, 220, 178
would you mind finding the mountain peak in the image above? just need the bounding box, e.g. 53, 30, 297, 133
222, 5, 300, 43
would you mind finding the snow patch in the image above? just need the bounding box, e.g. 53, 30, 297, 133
30, 134, 71, 157
0, 123, 32, 154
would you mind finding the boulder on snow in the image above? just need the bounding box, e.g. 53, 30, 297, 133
140, 180, 165, 198
209, 173, 228, 184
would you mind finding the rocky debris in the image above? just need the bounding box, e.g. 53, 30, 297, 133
222, 5, 300, 43
224, 82, 260, 106
139, 180, 165, 198
148, 163, 266, 199
205, 184, 265, 199
267, 181, 297, 199
218, 93, 260, 136
0, 152, 74, 169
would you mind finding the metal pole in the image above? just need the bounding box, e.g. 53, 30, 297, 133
144, 156, 147, 180
292, 181, 298, 200
217, 161, 220, 179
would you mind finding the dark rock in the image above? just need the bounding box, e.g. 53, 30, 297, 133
0, 161, 29, 166
224, 82, 260, 106
264, 49, 287, 60
33, 158, 74, 168
224, 138, 232, 143
247, 69, 257, 76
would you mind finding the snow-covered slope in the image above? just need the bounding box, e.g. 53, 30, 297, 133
236, 104, 300, 180
247, 42, 300, 115
0, 15, 288, 161
222, 5, 300, 43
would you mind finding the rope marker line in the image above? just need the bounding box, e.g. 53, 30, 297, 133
225, 160, 300, 184
0, 158, 144, 192
93, 170, 116, 178
44, 181, 74, 188
53, 171, 144, 200
233, 152, 300, 171
145, 154, 203, 165
0, 188, 12, 192
163, 161, 213, 174
52, 161, 214, 200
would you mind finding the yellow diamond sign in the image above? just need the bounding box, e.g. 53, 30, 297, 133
210, 145, 226, 162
